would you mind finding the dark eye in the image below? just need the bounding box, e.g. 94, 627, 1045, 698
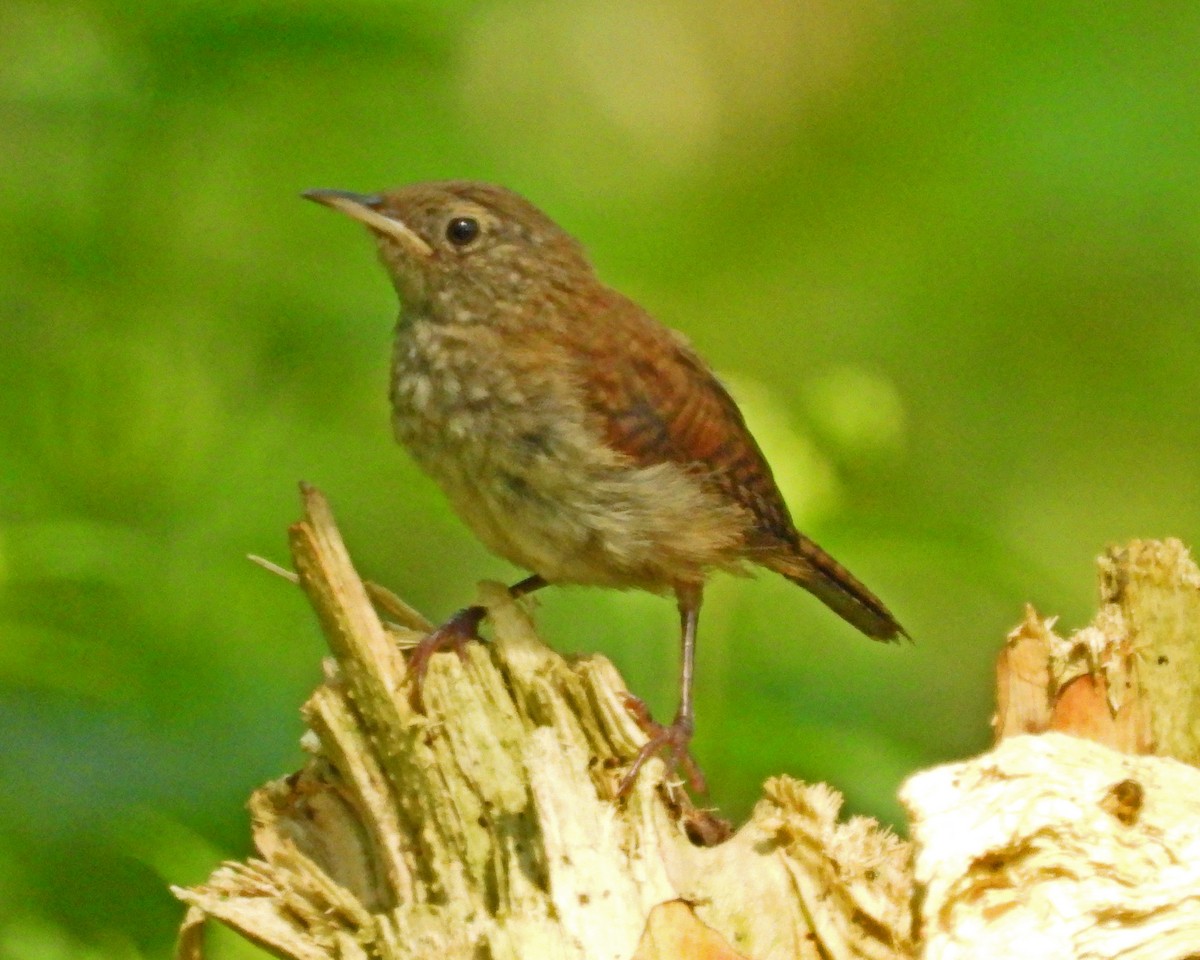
445, 216, 480, 247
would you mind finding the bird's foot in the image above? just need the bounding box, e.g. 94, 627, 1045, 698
407, 605, 488, 712
617, 694, 707, 797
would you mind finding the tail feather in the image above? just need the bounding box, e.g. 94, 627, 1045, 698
771, 535, 908, 643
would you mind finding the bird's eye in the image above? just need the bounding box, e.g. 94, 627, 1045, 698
445, 216, 480, 247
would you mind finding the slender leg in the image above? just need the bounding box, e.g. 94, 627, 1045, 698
407, 573, 548, 711
676, 580, 700, 738
617, 581, 707, 796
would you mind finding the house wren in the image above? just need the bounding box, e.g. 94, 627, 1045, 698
303, 181, 907, 794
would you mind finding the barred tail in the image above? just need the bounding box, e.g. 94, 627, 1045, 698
771, 535, 908, 643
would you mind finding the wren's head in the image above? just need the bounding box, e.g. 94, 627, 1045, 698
303, 181, 593, 315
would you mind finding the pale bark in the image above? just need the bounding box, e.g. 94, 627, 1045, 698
903, 733, 1200, 960
173, 494, 1200, 959
904, 539, 1200, 959
174, 487, 911, 960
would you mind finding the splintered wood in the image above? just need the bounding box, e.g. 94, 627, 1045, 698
993, 539, 1200, 763
903, 539, 1200, 959
174, 494, 1200, 959
173, 487, 911, 960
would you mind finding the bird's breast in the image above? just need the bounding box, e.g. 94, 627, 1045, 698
388, 314, 751, 589
390, 317, 541, 455
390, 316, 589, 569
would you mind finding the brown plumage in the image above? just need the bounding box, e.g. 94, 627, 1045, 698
577, 288, 900, 641
303, 180, 907, 794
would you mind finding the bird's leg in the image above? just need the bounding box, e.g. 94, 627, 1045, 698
407, 573, 547, 711
618, 581, 707, 796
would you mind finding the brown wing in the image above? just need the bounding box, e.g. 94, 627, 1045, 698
573, 291, 907, 643
576, 291, 799, 554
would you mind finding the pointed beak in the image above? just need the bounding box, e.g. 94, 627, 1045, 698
302, 189, 433, 258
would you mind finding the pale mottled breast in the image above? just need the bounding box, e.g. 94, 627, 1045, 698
389, 311, 600, 574
391, 315, 520, 447
388, 311, 750, 589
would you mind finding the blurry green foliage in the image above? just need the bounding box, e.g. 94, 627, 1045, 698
2, 0, 1197, 955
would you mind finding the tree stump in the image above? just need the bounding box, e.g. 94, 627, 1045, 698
173, 490, 1200, 959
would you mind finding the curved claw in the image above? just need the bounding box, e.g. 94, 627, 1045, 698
616, 693, 708, 797
407, 605, 488, 712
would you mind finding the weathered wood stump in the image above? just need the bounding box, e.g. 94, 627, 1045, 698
174, 490, 1200, 959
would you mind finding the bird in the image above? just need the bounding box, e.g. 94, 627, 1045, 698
303, 180, 907, 795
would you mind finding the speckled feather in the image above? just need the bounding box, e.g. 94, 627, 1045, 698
571, 288, 903, 640
578, 289, 798, 552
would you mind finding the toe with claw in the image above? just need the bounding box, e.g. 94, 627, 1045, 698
617, 693, 708, 797
407, 605, 487, 712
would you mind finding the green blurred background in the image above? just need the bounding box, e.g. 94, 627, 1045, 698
2, 0, 1197, 955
